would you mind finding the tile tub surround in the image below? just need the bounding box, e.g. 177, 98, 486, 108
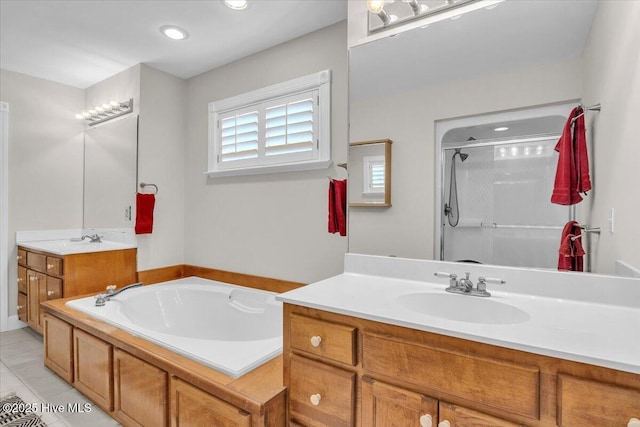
277, 253, 640, 374
0, 328, 120, 427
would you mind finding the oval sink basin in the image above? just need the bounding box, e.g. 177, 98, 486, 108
397, 292, 530, 325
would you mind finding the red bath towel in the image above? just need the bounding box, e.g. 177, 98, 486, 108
135, 193, 155, 234
551, 107, 592, 205
558, 221, 585, 271
328, 179, 347, 236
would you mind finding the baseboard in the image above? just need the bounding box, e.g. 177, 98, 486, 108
137, 264, 306, 293
2, 315, 27, 332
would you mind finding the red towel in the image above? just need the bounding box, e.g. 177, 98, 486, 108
558, 221, 585, 271
135, 193, 155, 234
551, 107, 592, 205
328, 179, 347, 236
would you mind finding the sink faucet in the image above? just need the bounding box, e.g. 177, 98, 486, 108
434, 271, 505, 297
95, 282, 143, 306
81, 234, 102, 243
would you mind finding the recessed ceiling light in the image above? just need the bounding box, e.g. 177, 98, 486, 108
224, 0, 248, 10
159, 25, 189, 40
494, 126, 509, 132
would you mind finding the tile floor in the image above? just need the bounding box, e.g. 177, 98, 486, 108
0, 327, 121, 427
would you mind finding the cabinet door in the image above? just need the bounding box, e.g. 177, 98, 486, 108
289, 354, 356, 427
73, 329, 113, 411
46, 256, 63, 276
361, 377, 438, 427
170, 377, 251, 427
438, 402, 523, 427
114, 349, 167, 427
17, 265, 26, 293
43, 314, 73, 383
17, 292, 27, 323
46, 276, 62, 300
27, 270, 46, 332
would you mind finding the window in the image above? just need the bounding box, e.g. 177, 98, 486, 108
208, 70, 331, 177
363, 156, 385, 194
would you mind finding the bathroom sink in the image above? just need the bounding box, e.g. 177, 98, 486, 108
396, 292, 530, 324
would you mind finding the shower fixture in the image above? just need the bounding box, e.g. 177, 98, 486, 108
444, 148, 468, 227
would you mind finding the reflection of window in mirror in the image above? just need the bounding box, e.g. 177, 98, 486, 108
349, 139, 392, 207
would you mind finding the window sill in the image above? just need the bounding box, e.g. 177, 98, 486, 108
205, 159, 332, 178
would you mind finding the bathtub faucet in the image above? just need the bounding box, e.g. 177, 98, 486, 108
95, 282, 143, 306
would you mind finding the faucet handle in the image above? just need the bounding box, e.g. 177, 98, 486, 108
434, 272, 457, 279
480, 277, 506, 285
106, 284, 116, 294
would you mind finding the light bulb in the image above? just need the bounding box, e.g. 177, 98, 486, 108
367, 0, 386, 14
95, 106, 104, 112
82, 111, 90, 118
75, 114, 84, 120
88, 109, 97, 115
109, 101, 119, 107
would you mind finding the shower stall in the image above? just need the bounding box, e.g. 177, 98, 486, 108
437, 108, 574, 269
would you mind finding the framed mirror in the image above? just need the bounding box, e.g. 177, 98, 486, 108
349, 139, 392, 207
83, 115, 138, 229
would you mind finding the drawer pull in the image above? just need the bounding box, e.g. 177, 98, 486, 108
437, 421, 450, 427
419, 414, 432, 427
47, 264, 53, 269
309, 394, 321, 406
47, 290, 55, 296
17, 305, 23, 310
17, 255, 22, 260
629, 418, 640, 427
310, 336, 322, 347
17, 278, 23, 282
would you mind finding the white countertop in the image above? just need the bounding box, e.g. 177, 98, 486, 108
19, 239, 136, 255
277, 254, 640, 374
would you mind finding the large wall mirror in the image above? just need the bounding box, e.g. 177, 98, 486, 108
348, 0, 640, 276
83, 115, 138, 229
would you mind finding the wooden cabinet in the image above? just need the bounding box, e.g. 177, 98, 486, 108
73, 328, 114, 412
114, 349, 167, 427
361, 377, 438, 427
283, 303, 640, 427
170, 377, 251, 427
17, 245, 137, 333
43, 314, 74, 383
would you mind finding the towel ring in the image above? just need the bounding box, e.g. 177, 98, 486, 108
139, 182, 158, 195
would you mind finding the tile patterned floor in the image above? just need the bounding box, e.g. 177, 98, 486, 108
0, 327, 121, 427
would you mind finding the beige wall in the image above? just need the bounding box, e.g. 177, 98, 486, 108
137, 64, 186, 271
581, 1, 640, 273
1, 68, 85, 316
349, 58, 582, 259
184, 22, 348, 284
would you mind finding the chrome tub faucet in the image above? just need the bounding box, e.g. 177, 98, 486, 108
95, 282, 143, 306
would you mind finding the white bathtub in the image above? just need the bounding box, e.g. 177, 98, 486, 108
65, 277, 282, 378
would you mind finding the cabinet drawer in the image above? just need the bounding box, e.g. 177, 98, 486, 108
46, 256, 63, 276
17, 249, 27, 266
17, 266, 27, 293
46, 276, 62, 300
362, 332, 540, 420
290, 314, 357, 366
439, 401, 522, 427
289, 354, 355, 427
27, 252, 46, 272
557, 374, 640, 426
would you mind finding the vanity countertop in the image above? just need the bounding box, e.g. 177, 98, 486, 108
18, 239, 136, 255
277, 254, 640, 374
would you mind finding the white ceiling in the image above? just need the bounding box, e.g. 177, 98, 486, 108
0, 0, 347, 89
350, 0, 599, 102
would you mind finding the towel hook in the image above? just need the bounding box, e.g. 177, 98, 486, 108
139, 182, 158, 195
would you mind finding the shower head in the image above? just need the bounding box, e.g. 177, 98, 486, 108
454, 148, 469, 162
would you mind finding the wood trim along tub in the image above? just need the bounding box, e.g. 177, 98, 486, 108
41, 297, 286, 427
138, 264, 306, 293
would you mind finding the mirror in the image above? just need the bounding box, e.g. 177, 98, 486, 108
83, 115, 138, 229
348, 0, 640, 276
349, 139, 392, 207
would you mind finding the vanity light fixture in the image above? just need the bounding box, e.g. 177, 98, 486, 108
75, 99, 134, 126
159, 25, 189, 40
223, 0, 248, 10
367, 0, 392, 25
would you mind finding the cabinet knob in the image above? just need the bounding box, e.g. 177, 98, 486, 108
17, 305, 23, 310
17, 278, 23, 282
310, 336, 322, 347
628, 418, 640, 427
47, 290, 55, 296
47, 264, 53, 269
437, 421, 451, 427
309, 394, 321, 406
17, 255, 22, 260
419, 414, 432, 427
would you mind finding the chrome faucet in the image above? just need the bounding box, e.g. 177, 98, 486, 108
95, 282, 143, 306
434, 272, 505, 297
81, 234, 103, 243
